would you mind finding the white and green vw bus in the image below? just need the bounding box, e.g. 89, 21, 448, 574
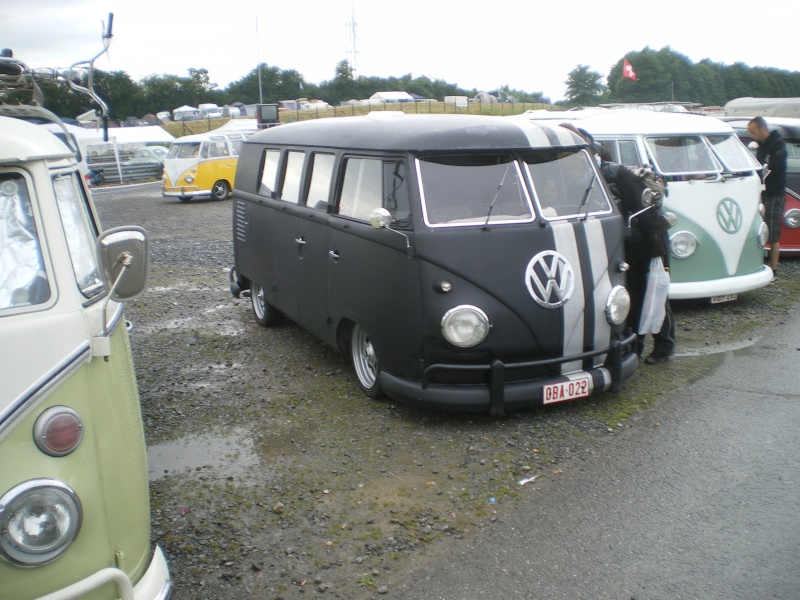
515, 109, 772, 302
0, 34, 172, 600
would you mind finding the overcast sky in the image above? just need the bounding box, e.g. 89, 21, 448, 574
3, 0, 798, 103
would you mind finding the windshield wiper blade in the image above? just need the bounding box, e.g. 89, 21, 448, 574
483, 165, 510, 228
578, 173, 597, 221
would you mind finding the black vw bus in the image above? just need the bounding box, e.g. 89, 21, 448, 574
230, 113, 638, 414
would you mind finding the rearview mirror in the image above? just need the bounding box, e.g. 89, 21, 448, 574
369, 207, 392, 230
96, 226, 150, 301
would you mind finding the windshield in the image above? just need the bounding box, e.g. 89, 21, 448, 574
0, 172, 51, 311
53, 173, 104, 298
706, 134, 761, 172
645, 136, 719, 176
417, 154, 534, 227
167, 142, 201, 159
524, 149, 612, 219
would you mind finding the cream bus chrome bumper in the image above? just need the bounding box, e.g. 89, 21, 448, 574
36, 546, 172, 600
668, 265, 773, 300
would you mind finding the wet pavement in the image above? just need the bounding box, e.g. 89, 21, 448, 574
390, 306, 800, 599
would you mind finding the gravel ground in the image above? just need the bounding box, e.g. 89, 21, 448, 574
93, 182, 799, 599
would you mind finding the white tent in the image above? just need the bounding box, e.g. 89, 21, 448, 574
173, 105, 199, 120
369, 91, 414, 102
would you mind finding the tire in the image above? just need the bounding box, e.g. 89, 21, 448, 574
211, 180, 231, 200
250, 282, 284, 327
350, 323, 385, 399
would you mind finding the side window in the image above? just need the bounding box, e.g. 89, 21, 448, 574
0, 172, 51, 310
279, 151, 306, 204
53, 173, 104, 298
337, 157, 410, 223
338, 158, 382, 221
259, 149, 281, 197
618, 140, 642, 167
306, 153, 335, 211
207, 141, 229, 158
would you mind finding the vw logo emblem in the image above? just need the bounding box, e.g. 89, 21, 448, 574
525, 251, 575, 308
716, 198, 742, 234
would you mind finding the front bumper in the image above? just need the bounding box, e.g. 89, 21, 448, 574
380, 333, 639, 415
36, 546, 172, 600
668, 265, 773, 300
162, 186, 208, 198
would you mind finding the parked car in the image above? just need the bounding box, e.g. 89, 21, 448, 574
123, 145, 169, 178
723, 116, 800, 255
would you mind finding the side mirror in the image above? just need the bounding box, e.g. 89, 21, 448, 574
369, 207, 392, 230
641, 187, 657, 207
96, 226, 150, 301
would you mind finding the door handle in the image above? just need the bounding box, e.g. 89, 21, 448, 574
328, 249, 340, 261
295, 237, 307, 245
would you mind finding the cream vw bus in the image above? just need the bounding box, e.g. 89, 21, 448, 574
230, 113, 640, 414
515, 109, 772, 302
0, 41, 172, 600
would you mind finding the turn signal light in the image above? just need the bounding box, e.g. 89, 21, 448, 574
33, 407, 83, 457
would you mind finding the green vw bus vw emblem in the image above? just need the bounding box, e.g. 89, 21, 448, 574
716, 198, 743, 234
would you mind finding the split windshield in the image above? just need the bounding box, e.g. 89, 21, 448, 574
418, 154, 533, 227
645, 133, 758, 177
417, 150, 611, 226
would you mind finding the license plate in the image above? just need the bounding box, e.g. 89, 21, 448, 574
710, 293, 737, 304
543, 375, 592, 405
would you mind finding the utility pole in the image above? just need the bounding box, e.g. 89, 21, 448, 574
256, 13, 263, 104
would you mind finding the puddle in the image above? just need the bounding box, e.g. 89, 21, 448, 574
147, 427, 261, 482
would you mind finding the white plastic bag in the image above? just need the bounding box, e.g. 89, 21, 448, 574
638, 257, 670, 335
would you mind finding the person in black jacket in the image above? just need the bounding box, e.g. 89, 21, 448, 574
599, 151, 675, 363
747, 116, 787, 280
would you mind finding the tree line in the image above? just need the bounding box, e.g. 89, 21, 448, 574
566, 46, 800, 107
13, 46, 800, 121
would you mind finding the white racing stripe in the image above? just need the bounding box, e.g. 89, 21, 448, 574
583, 218, 613, 367
550, 221, 584, 374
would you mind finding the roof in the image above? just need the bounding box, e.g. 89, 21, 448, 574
512, 109, 736, 136
244, 113, 586, 153
0, 116, 73, 165
721, 116, 800, 140
724, 97, 800, 118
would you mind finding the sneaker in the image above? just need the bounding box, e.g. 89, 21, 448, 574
645, 352, 671, 365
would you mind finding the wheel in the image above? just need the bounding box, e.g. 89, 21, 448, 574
350, 323, 385, 399
250, 282, 284, 327
211, 180, 231, 200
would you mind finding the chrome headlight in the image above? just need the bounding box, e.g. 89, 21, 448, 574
757, 222, 769, 248
784, 208, 800, 229
441, 305, 490, 347
670, 231, 698, 259
0, 479, 82, 566
605, 285, 631, 325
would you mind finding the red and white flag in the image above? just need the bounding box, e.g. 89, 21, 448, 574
623, 59, 637, 81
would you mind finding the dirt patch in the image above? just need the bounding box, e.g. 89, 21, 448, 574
93, 183, 799, 599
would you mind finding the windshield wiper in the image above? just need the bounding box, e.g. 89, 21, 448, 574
578, 172, 597, 221
483, 165, 510, 228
